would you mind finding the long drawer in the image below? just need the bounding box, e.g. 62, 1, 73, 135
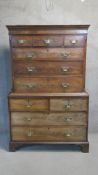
11, 35, 86, 47
11, 126, 87, 142
13, 61, 83, 76
9, 98, 49, 111
13, 76, 84, 93
12, 48, 85, 61
11, 112, 87, 126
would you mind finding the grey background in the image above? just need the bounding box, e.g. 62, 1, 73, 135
0, 0, 98, 133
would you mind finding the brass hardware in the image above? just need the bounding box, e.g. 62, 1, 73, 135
64, 117, 72, 122
27, 66, 36, 72
61, 52, 70, 58
26, 117, 32, 121
65, 133, 71, 137
27, 128, 32, 137
64, 104, 71, 109
25, 99, 33, 108
26, 104, 32, 108
43, 39, 51, 45
62, 83, 69, 88
70, 39, 77, 45
26, 52, 36, 58
24, 83, 37, 89
18, 40, 25, 44
61, 66, 69, 72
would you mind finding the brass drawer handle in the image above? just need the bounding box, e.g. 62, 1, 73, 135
64, 104, 71, 109
18, 39, 26, 44
27, 128, 32, 137
64, 117, 72, 122
24, 83, 37, 89
62, 83, 69, 88
70, 39, 77, 45
26, 117, 32, 121
26, 105, 32, 108
27, 66, 36, 72
26, 52, 36, 58
65, 133, 72, 137
43, 39, 51, 45
26, 103, 33, 108
24, 117, 32, 121
61, 52, 70, 58
61, 66, 69, 72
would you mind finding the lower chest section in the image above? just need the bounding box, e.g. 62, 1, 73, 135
9, 94, 88, 142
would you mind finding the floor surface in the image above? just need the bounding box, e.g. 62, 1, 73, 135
0, 132, 98, 175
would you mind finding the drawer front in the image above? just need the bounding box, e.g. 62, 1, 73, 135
11, 35, 63, 47
13, 61, 83, 76
11, 112, 87, 126
50, 98, 88, 112
64, 35, 86, 47
9, 98, 48, 111
12, 126, 87, 142
12, 48, 84, 61
11, 35, 86, 47
13, 76, 84, 93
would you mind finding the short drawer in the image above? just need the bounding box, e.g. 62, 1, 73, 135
11, 126, 87, 142
64, 35, 86, 47
12, 48, 84, 61
9, 98, 48, 111
50, 97, 88, 112
13, 76, 84, 93
11, 35, 63, 47
13, 61, 83, 76
11, 112, 87, 126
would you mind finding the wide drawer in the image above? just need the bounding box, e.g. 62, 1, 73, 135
11, 35, 63, 47
12, 48, 84, 61
13, 61, 83, 76
50, 98, 88, 112
13, 76, 84, 93
9, 98, 48, 111
11, 126, 87, 142
11, 112, 87, 126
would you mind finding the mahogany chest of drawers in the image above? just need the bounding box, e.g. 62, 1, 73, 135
7, 25, 89, 152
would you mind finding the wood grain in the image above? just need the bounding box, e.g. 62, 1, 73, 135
12, 126, 87, 142
64, 35, 86, 47
11, 112, 87, 126
11, 34, 86, 47
9, 92, 89, 98
13, 61, 83, 76
9, 98, 49, 111
7, 25, 89, 151
13, 76, 84, 93
11, 35, 64, 47
50, 98, 88, 112
12, 48, 85, 61
7, 25, 89, 35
